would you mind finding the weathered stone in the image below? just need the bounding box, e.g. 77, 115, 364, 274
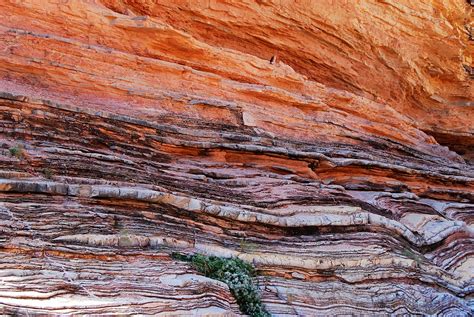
0, 0, 473, 315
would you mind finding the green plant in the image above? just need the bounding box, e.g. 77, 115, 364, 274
172, 253, 269, 317
239, 239, 258, 253
9, 145, 24, 159
42, 168, 53, 179
401, 248, 425, 265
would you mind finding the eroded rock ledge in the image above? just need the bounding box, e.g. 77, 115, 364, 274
0, 0, 473, 315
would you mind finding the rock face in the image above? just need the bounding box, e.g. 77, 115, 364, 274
0, 0, 473, 315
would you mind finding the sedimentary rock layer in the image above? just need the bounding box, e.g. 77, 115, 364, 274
0, 0, 473, 315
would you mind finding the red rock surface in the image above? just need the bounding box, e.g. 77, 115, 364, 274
0, 0, 473, 315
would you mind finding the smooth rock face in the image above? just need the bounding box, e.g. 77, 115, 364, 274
0, 0, 473, 315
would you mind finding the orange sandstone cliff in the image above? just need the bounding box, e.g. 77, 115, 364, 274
0, 0, 473, 315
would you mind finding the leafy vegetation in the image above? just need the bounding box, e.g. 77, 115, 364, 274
42, 168, 53, 179
401, 248, 425, 265
172, 253, 269, 317
239, 239, 259, 252
9, 145, 24, 159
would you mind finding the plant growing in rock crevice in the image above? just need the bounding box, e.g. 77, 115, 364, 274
172, 253, 269, 317
42, 168, 53, 179
9, 144, 25, 159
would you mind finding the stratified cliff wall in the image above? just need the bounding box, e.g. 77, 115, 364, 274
0, 0, 473, 315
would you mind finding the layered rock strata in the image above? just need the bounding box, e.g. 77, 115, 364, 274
0, 0, 473, 315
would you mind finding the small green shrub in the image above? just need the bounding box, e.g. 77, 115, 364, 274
239, 239, 258, 252
9, 145, 24, 159
401, 248, 425, 265
42, 168, 53, 179
172, 253, 269, 317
